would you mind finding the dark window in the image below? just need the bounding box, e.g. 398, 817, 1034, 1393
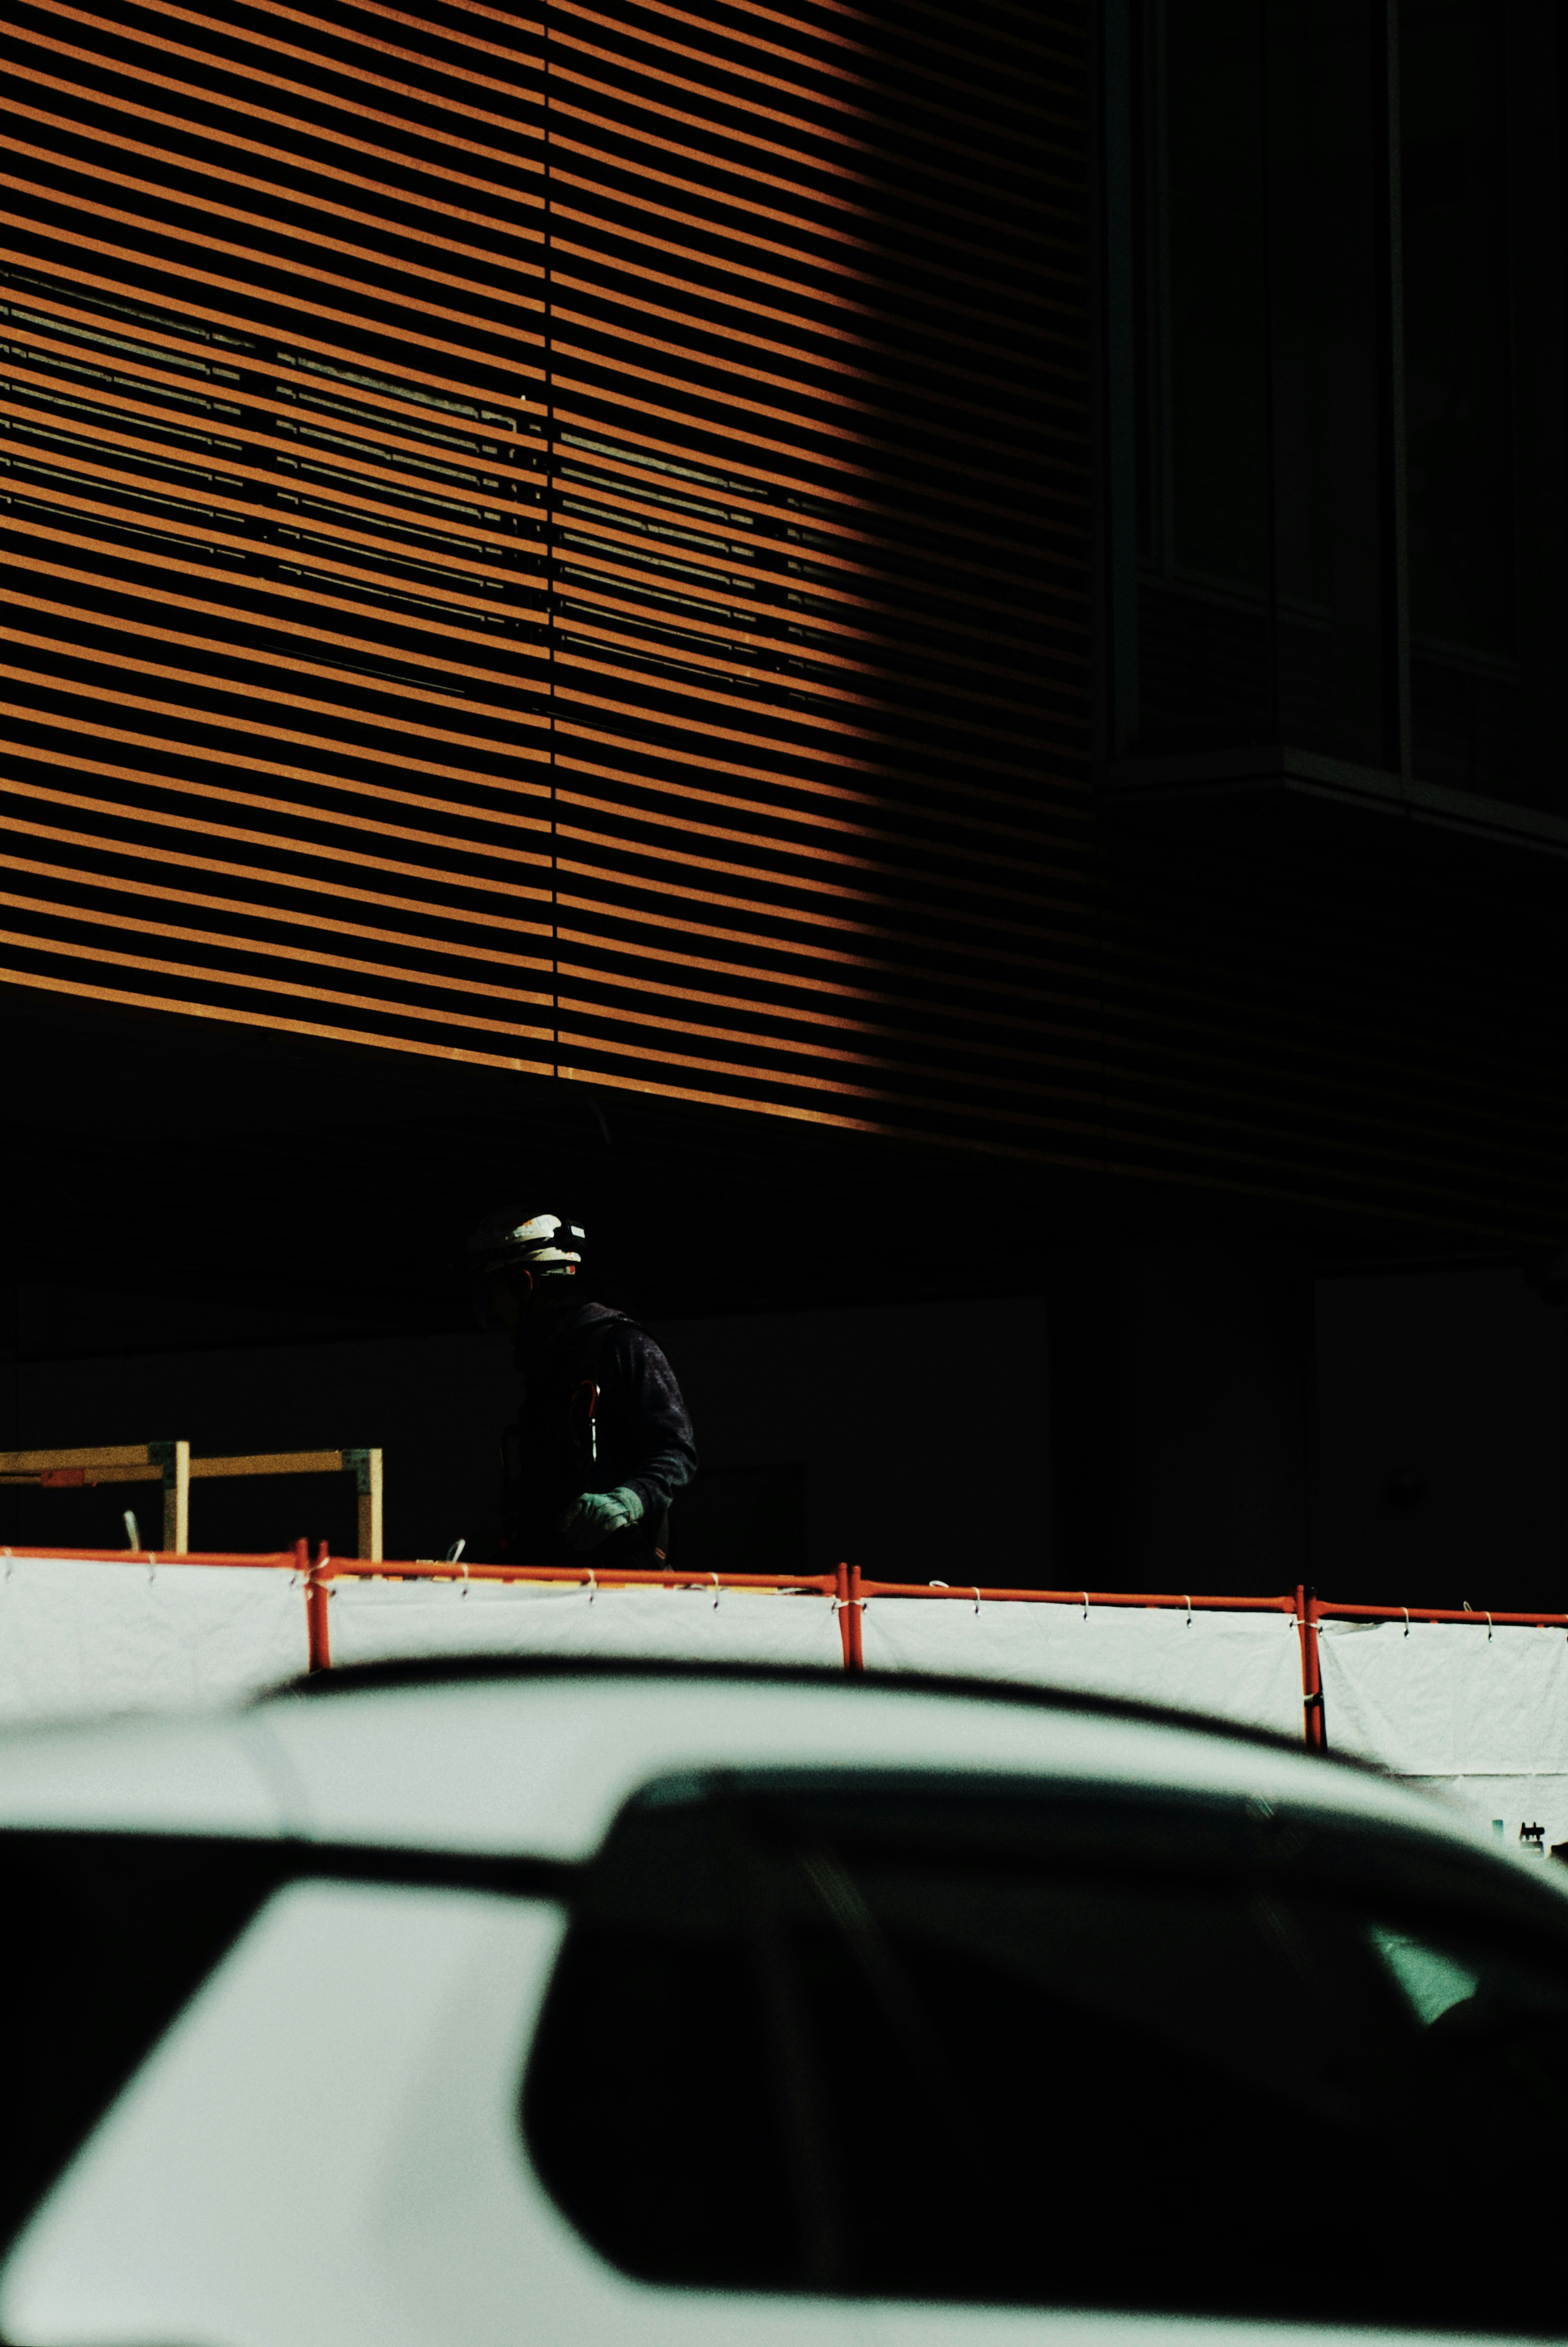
525, 1771, 1568, 2326
1120, 0, 1568, 808
1402, 0, 1568, 802
0, 1832, 279, 2251
1131, 0, 1391, 766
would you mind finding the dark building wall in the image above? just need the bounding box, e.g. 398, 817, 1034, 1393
10, 1258, 1564, 1610
1102, 0, 1568, 1247
1109, 1243, 1310, 1591
3, 1, 1567, 1611
3, 1288, 1051, 1583
1315, 1262, 1568, 1611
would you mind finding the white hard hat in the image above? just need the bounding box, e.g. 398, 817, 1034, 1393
467, 1207, 586, 1276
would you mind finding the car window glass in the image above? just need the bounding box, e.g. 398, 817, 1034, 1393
523, 1774, 1568, 2329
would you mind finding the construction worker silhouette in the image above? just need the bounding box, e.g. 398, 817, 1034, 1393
468, 1208, 696, 1564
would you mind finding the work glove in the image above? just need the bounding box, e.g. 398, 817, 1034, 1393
559, 1484, 645, 1553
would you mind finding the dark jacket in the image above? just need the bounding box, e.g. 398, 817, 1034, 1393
500, 1302, 697, 1565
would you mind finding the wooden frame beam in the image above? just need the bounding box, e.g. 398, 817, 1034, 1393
0, 1443, 383, 1560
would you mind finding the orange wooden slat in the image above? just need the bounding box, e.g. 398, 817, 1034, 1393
1, 684, 551, 843
8, 557, 554, 709
2, 295, 543, 447
1, 840, 556, 978
0, 391, 546, 560
0, 199, 547, 387
9, 95, 543, 278
11, 40, 535, 231
4, 803, 555, 946
32, 0, 546, 142
4, 643, 548, 795
2, 764, 556, 919
0, 909, 557, 1045
4, 0, 1071, 1165
3, 153, 545, 334
1, 338, 546, 502
2, 474, 556, 625
0, 873, 554, 1012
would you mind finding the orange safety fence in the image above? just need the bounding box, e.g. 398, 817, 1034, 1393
6, 1546, 1566, 1749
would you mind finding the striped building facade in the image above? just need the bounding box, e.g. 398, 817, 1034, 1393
4, 1, 1567, 1597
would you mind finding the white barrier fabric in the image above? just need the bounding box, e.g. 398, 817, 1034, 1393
1320, 1619, 1568, 1850
327, 1577, 845, 1672
0, 1559, 1563, 1859
860, 1597, 1306, 1736
331, 1587, 1303, 1738
0, 1556, 307, 1722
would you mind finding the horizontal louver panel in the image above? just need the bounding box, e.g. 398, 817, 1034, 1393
1, 0, 1082, 1158
539, 0, 1083, 1143
2, 0, 557, 1068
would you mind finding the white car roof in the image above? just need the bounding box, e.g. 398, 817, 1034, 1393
0, 1661, 1511, 1866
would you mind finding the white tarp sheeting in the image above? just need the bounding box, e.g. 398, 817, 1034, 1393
331, 1584, 1303, 1740
860, 1595, 1305, 1735
0, 1557, 1562, 1857
0, 1555, 307, 1723
328, 1576, 845, 1673
1319, 1617, 1568, 1851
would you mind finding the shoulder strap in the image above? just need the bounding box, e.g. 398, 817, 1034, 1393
559, 1309, 638, 1378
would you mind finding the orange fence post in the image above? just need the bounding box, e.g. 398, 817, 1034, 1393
303, 1536, 332, 1673
1295, 1582, 1325, 1750
835, 1560, 855, 1670
835, 1561, 865, 1672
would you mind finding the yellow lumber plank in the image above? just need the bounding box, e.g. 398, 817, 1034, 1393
187, 1451, 345, 1480
166, 1439, 189, 1555
0, 1465, 164, 1485
0, 1445, 158, 1474
356, 1450, 384, 1561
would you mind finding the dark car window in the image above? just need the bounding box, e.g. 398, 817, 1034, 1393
0, 1832, 282, 2252
523, 1773, 1568, 2328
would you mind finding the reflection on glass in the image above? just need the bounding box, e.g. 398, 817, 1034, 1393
1402, 0, 1567, 806
1369, 1922, 1480, 2022
1135, 0, 1272, 745
1128, 0, 1567, 807
1134, 0, 1389, 764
